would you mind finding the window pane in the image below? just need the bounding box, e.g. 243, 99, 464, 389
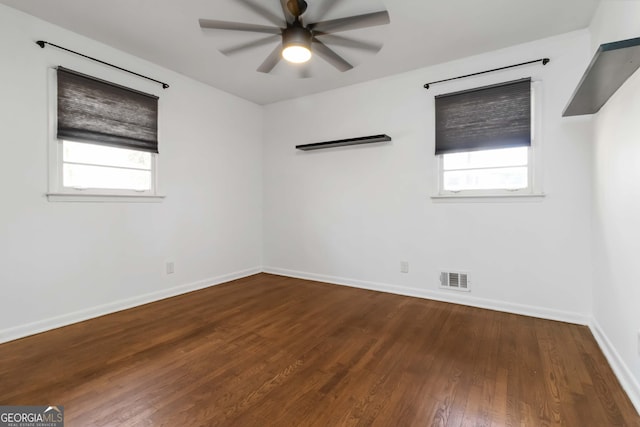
443, 167, 528, 191
63, 164, 151, 190
63, 140, 151, 170
443, 146, 528, 170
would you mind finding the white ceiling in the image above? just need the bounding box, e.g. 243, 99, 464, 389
1, 0, 599, 104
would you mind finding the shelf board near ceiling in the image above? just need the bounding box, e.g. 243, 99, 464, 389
563, 36, 640, 117
296, 134, 391, 151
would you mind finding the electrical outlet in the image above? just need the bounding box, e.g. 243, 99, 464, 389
166, 261, 175, 275
400, 261, 409, 274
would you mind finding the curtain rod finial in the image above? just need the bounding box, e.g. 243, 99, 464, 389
424, 83, 430, 89
36, 40, 46, 48
543, 58, 550, 65
162, 83, 169, 89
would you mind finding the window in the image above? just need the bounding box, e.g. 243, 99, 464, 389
62, 140, 152, 191
435, 78, 540, 196
442, 146, 529, 192
48, 67, 162, 201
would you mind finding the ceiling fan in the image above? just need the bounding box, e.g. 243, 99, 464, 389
199, 0, 390, 77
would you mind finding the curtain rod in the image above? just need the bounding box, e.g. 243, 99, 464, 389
36, 40, 169, 89
423, 58, 549, 90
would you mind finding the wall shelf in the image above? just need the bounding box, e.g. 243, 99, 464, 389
563, 36, 640, 117
296, 134, 391, 151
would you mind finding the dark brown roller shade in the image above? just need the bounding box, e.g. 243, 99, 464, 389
57, 67, 159, 153
435, 78, 531, 155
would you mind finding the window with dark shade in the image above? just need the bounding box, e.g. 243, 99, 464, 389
57, 67, 159, 153
435, 78, 531, 155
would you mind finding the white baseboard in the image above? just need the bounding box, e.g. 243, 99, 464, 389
262, 267, 590, 325
0, 267, 261, 344
589, 319, 640, 415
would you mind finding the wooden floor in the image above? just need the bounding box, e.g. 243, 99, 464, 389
0, 274, 638, 426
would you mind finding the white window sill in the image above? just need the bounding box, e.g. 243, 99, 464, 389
46, 193, 166, 203
431, 193, 545, 203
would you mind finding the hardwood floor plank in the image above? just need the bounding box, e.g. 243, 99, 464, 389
1, 273, 638, 426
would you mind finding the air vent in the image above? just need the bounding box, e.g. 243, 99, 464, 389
440, 272, 470, 292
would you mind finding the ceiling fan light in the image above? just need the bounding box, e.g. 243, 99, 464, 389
282, 25, 312, 64
282, 45, 311, 63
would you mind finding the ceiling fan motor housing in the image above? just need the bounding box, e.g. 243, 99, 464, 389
283, 24, 312, 50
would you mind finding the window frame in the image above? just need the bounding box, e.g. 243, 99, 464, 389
433, 80, 544, 199
46, 68, 164, 203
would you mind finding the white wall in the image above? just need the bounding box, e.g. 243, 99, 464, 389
263, 30, 594, 322
0, 4, 263, 342
589, 0, 640, 410
589, 0, 640, 52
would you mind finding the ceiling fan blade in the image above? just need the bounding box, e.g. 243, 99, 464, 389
313, 34, 382, 52
311, 38, 353, 72
237, 0, 286, 27
312, 0, 340, 22
199, 19, 281, 34
257, 44, 283, 73
220, 35, 281, 56
309, 11, 390, 34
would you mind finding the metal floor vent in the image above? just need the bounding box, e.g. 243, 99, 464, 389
440, 272, 470, 292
